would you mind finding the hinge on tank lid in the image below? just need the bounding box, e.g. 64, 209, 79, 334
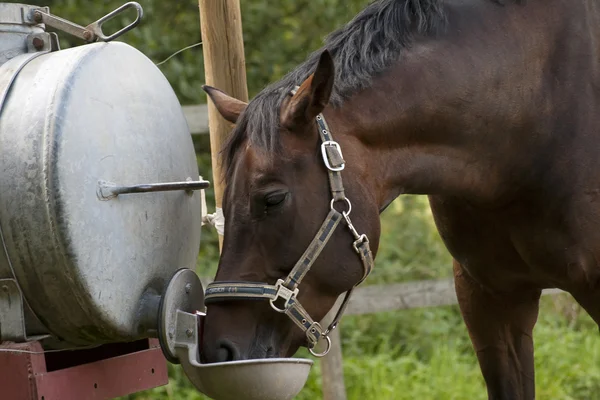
23, 2, 143, 44
0, 279, 49, 342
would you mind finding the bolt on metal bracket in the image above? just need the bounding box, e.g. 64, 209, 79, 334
26, 32, 60, 53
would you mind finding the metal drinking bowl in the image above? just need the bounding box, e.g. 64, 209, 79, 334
161, 277, 313, 400
181, 358, 314, 400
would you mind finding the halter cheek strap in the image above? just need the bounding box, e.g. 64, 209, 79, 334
204, 88, 374, 357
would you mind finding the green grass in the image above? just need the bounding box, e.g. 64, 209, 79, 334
127, 295, 600, 400
123, 144, 600, 399
127, 297, 600, 400
333, 296, 600, 400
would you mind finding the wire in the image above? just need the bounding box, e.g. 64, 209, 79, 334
155, 42, 203, 67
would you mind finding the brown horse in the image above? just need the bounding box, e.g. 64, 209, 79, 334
200, 0, 600, 398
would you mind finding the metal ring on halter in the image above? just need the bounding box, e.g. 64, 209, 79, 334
309, 335, 332, 357
330, 197, 352, 215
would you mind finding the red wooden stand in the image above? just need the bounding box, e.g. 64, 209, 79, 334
0, 338, 168, 400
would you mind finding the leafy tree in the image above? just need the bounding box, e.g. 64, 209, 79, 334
26, 0, 368, 103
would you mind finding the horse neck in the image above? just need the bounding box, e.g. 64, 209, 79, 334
325, 5, 554, 211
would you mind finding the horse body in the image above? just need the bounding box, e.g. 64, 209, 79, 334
427, 0, 600, 293
201, 1, 600, 398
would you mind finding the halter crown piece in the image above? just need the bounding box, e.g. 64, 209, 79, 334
204, 86, 375, 357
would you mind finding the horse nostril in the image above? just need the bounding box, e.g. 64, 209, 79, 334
266, 346, 275, 358
216, 339, 240, 362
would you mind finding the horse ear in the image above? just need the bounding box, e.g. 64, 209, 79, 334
280, 50, 335, 132
202, 85, 247, 124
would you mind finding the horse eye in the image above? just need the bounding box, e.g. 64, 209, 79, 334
265, 192, 287, 207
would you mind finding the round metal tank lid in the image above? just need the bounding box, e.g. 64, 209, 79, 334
0, 41, 202, 344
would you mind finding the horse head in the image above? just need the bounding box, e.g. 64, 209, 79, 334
200, 51, 381, 362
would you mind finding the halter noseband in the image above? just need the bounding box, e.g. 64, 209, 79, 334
204, 87, 374, 357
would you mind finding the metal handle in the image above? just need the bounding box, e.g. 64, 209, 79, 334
98, 178, 210, 200
86, 2, 143, 42
30, 2, 143, 43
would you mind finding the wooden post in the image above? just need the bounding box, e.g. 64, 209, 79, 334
198, 0, 249, 249
320, 296, 348, 400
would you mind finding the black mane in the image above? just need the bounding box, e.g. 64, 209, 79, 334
222, 0, 516, 183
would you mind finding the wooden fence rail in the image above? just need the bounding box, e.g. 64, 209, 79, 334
200, 274, 564, 400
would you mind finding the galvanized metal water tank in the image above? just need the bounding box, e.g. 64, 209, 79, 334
0, 3, 203, 346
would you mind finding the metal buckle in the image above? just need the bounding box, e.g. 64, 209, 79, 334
269, 279, 299, 313
353, 234, 369, 253
321, 141, 345, 171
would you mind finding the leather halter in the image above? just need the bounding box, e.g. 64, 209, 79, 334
204, 88, 375, 357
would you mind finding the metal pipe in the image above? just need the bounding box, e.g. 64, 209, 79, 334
98, 179, 210, 200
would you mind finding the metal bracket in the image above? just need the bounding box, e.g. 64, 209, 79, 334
158, 269, 205, 364
0, 279, 47, 342
0, 279, 26, 341
19, 5, 49, 25
25, 2, 143, 43
26, 32, 60, 53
